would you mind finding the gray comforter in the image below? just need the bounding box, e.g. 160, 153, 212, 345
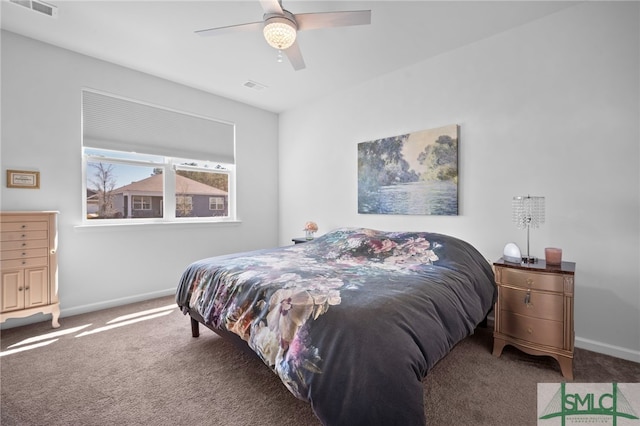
176, 228, 496, 425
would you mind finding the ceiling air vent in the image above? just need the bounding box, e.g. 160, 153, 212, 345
243, 80, 267, 91
9, 0, 58, 18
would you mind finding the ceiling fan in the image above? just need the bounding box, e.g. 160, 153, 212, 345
195, 0, 371, 71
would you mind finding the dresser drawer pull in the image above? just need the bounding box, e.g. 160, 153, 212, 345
527, 327, 533, 334
21, 225, 27, 229
526, 278, 534, 287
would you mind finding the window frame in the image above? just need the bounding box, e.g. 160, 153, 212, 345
81, 89, 237, 227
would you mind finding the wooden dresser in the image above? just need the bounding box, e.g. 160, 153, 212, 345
0, 211, 60, 328
492, 257, 575, 379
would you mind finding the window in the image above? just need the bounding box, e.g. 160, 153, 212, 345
84, 148, 233, 221
210, 197, 225, 211
82, 90, 236, 224
132, 196, 152, 211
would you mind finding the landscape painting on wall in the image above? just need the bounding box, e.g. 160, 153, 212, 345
358, 124, 458, 215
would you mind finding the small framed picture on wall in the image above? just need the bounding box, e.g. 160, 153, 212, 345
6, 169, 40, 189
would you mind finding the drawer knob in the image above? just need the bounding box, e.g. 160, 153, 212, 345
526, 278, 534, 287
527, 327, 533, 334
21, 225, 26, 229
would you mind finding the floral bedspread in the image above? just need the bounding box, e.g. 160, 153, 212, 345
176, 227, 496, 426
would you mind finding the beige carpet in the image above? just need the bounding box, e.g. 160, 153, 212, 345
1, 296, 638, 425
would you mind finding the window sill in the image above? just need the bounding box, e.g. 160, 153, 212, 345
74, 219, 242, 231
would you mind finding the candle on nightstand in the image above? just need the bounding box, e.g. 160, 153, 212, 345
545, 247, 562, 265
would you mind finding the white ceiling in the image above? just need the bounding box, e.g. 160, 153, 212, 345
1, 0, 577, 113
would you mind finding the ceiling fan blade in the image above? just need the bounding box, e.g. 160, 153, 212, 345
284, 41, 305, 71
295, 10, 371, 31
259, 0, 284, 15
195, 21, 263, 37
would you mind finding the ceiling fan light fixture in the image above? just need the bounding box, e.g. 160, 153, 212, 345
263, 16, 297, 50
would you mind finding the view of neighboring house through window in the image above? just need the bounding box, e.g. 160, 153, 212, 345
174, 166, 229, 218
85, 149, 231, 220
82, 89, 235, 224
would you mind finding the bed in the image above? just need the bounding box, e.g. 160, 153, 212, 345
175, 227, 496, 425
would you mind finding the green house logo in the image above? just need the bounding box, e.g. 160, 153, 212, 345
539, 383, 639, 425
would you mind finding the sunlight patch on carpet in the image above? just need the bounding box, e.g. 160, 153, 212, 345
7, 324, 92, 348
1, 338, 59, 356
107, 304, 177, 324
75, 310, 173, 337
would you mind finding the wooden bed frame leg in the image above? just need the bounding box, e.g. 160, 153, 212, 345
191, 317, 200, 337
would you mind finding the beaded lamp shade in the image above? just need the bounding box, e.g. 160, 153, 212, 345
512, 195, 545, 263
263, 17, 297, 50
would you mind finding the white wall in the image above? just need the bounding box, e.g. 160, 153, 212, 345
278, 2, 640, 362
1, 31, 280, 323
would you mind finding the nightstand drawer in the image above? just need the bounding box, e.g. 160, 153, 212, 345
0, 221, 48, 232
1, 257, 48, 269
499, 286, 563, 321
1, 230, 48, 242
0, 248, 49, 261
499, 268, 564, 292
500, 312, 564, 348
0, 239, 49, 250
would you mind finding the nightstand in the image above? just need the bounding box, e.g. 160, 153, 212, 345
492, 258, 575, 379
292, 238, 310, 244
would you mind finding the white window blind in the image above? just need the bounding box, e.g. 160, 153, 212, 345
82, 90, 235, 164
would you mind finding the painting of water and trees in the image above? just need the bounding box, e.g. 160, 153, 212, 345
358, 124, 458, 215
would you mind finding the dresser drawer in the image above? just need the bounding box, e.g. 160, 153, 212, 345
498, 267, 564, 292
0, 248, 49, 261
499, 286, 564, 321
0, 221, 48, 232
500, 311, 564, 348
1, 257, 48, 269
1, 230, 48, 242
0, 239, 49, 250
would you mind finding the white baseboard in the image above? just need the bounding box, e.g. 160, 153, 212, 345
575, 336, 640, 364
60, 288, 176, 318
0, 288, 176, 330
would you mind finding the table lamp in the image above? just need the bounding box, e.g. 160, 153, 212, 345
512, 195, 545, 263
